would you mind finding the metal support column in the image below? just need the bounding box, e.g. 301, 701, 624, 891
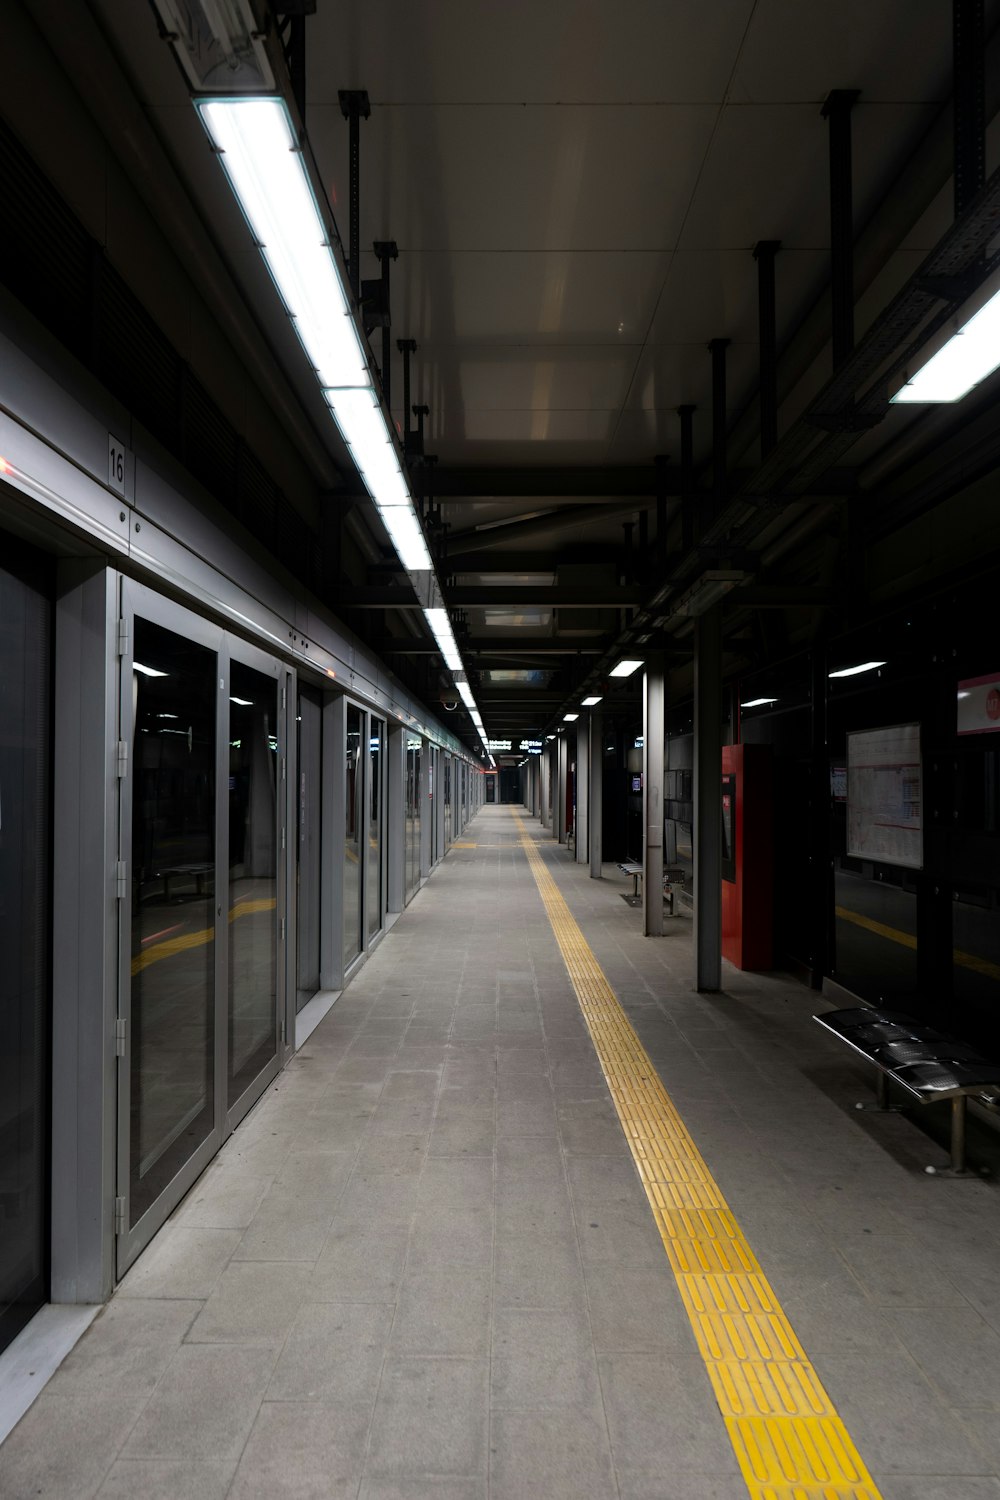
589, 709, 604, 878
694, 607, 723, 990
643, 655, 665, 937
373, 240, 398, 407
954, 0, 986, 217
709, 340, 729, 527
557, 734, 568, 844
576, 720, 589, 865
821, 89, 860, 369
678, 405, 695, 554
753, 240, 780, 458
540, 744, 550, 828
338, 89, 371, 303
419, 739, 431, 879
398, 339, 417, 444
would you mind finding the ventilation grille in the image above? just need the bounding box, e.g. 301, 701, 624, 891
0, 114, 322, 596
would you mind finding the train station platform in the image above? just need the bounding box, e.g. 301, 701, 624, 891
2, 805, 1000, 1500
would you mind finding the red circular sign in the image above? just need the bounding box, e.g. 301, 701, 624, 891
988, 689, 1000, 722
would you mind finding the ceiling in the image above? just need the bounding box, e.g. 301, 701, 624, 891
26, 0, 1000, 756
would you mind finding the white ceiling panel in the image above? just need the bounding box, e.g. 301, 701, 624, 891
677, 103, 937, 251
306, 0, 756, 106
731, 1, 955, 104
411, 347, 639, 415
385, 250, 670, 346
307, 103, 720, 252
646, 248, 829, 347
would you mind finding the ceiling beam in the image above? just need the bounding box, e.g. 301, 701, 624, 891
445, 502, 650, 555
413, 465, 858, 501
341, 587, 643, 608
373, 636, 608, 655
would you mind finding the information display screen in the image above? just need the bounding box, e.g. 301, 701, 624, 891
847, 723, 922, 869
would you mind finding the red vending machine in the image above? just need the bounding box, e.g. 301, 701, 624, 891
721, 743, 774, 970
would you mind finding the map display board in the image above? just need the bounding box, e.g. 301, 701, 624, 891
847, 723, 922, 869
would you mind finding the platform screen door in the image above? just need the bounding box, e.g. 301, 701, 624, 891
116, 582, 286, 1275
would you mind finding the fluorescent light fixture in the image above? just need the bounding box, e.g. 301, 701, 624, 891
197, 100, 369, 389
423, 607, 463, 671
892, 287, 1000, 403
609, 658, 643, 678
458, 681, 476, 709
581, 695, 602, 707
828, 661, 886, 679
673, 570, 748, 618
563, 713, 579, 722
326, 388, 410, 508
741, 697, 778, 708
133, 663, 168, 678
229, 695, 253, 706
546, 734, 556, 741
156, 713, 178, 720
153, 0, 275, 91
378, 506, 434, 571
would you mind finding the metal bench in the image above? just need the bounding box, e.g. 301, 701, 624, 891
815, 1005, 1000, 1176
617, 861, 686, 914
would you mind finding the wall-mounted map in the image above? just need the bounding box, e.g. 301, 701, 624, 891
847, 723, 922, 869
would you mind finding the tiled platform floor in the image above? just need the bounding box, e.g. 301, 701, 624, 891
3, 805, 1000, 1498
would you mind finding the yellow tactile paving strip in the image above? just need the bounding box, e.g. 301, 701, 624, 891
512, 810, 881, 1500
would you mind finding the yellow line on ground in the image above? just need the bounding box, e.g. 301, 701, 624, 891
835, 905, 1000, 983
513, 809, 881, 1500
131, 897, 277, 976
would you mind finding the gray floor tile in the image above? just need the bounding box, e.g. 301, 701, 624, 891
390, 1264, 491, 1357
173, 1166, 273, 1229
116, 1225, 242, 1300
228, 1401, 370, 1499
359, 1481, 487, 1500
491, 1305, 601, 1410
122, 1345, 276, 1460
585, 1264, 696, 1354
366, 1358, 489, 1479
489, 1410, 616, 1500
233, 1183, 337, 1262
600, 1352, 738, 1477
266, 1301, 392, 1403
0, 1390, 149, 1500
47, 1298, 201, 1398
186, 1261, 311, 1344
312, 1223, 411, 1302
97, 1459, 236, 1499
406, 1208, 494, 1270
886, 1304, 1000, 1409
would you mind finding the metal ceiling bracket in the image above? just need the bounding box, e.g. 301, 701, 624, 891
821, 89, 860, 370
338, 88, 371, 302
954, 0, 985, 218
364, 240, 398, 402
708, 341, 729, 526
397, 338, 417, 445
274, 3, 316, 123
752, 241, 781, 457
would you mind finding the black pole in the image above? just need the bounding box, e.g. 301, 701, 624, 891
821, 89, 859, 370
338, 89, 370, 303
753, 240, 780, 458
954, 0, 986, 218
654, 453, 669, 571
708, 340, 729, 523
288, 16, 306, 124
678, 406, 695, 553
373, 240, 398, 408
398, 339, 416, 444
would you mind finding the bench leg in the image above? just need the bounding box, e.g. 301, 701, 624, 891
951, 1095, 967, 1173
854, 1070, 900, 1113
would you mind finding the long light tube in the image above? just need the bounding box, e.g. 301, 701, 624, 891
198, 99, 369, 388
197, 95, 486, 753
610, 658, 643, 677
892, 289, 1000, 403
828, 661, 886, 679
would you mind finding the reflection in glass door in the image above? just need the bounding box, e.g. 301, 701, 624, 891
227, 658, 279, 1108
127, 615, 217, 1231
0, 542, 51, 1354
296, 687, 322, 1011
444, 754, 452, 848
368, 717, 385, 941
344, 706, 363, 967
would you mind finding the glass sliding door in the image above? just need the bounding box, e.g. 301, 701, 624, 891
344, 705, 363, 967
227, 654, 280, 1109
118, 583, 288, 1272
444, 754, 453, 848
0, 540, 52, 1354
126, 612, 218, 1234
368, 717, 385, 941
296, 686, 322, 1011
